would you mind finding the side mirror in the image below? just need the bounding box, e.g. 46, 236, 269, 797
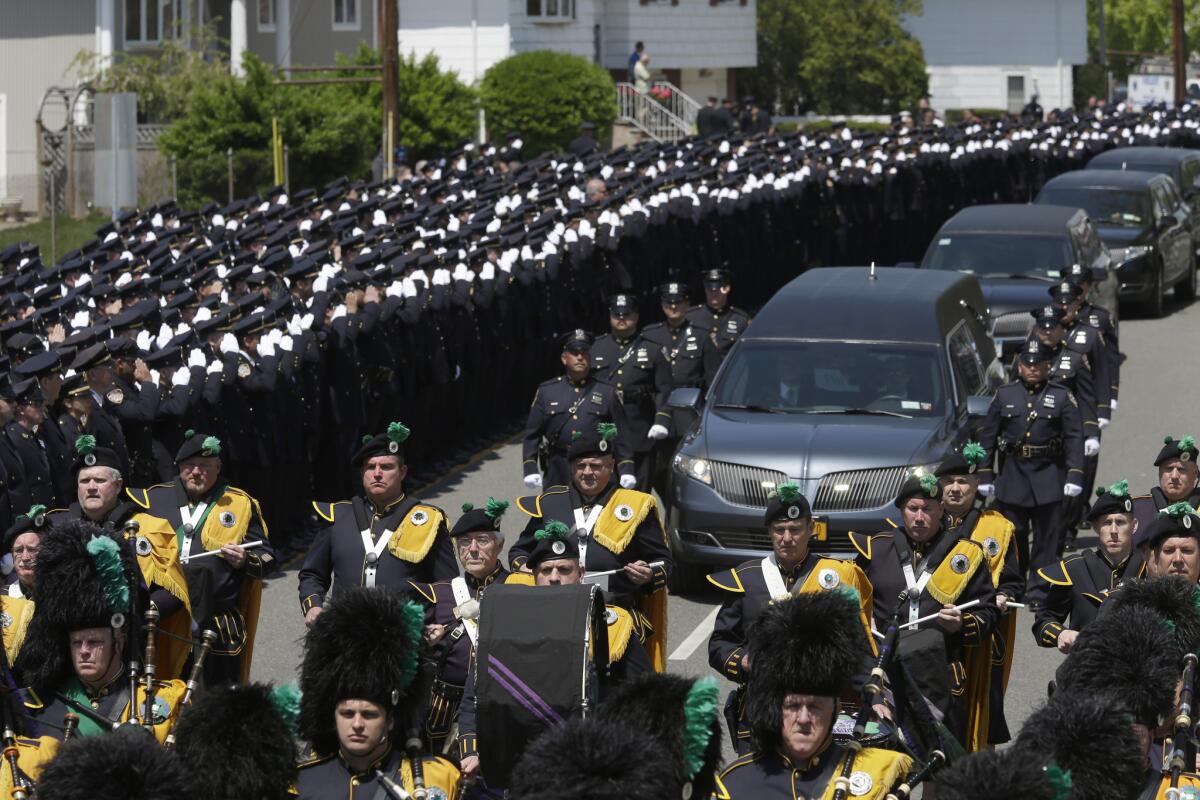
668, 387, 701, 411
966, 395, 991, 418
1159, 214, 1175, 229
895, 261, 917, 269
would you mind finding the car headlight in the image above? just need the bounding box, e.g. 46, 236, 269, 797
674, 453, 713, 486
906, 462, 940, 479
1111, 245, 1153, 263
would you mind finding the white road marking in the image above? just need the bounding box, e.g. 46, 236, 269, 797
669, 605, 721, 661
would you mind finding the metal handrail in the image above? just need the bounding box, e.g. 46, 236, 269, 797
614, 82, 691, 142
651, 80, 701, 131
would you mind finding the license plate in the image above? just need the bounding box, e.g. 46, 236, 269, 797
812, 518, 828, 541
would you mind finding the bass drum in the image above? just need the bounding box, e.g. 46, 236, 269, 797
475, 583, 607, 788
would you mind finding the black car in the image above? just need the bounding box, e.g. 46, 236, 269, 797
1086, 145, 1200, 216
1035, 169, 1196, 317
917, 204, 1119, 357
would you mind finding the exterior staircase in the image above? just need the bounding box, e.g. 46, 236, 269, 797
615, 80, 701, 142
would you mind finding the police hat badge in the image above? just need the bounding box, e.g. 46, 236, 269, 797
950, 553, 970, 573
84, 453, 97, 466
786, 505, 801, 519
551, 540, 567, 555
1186, 516, 1194, 530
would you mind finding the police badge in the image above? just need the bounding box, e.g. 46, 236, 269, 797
237, 362, 252, 379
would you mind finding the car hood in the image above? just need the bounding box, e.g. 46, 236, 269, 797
1094, 224, 1151, 247
977, 276, 1058, 318
697, 409, 943, 479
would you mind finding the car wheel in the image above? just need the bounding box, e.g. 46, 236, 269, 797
1176, 254, 1198, 302
1144, 263, 1166, 318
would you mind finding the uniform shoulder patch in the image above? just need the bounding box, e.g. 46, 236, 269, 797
706, 566, 746, 593
311, 500, 348, 524
296, 751, 334, 769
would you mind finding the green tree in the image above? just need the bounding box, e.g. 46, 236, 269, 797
743, 0, 928, 115
1077, 0, 1200, 105
480, 51, 617, 156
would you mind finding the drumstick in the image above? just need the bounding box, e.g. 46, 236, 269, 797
184, 540, 266, 562
584, 560, 666, 578
898, 598, 982, 630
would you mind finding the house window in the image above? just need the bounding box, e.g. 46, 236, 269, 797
258, 0, 276, 32
333, 0, 359, 30
527, 0, 575, 19
125, 0, 162, 44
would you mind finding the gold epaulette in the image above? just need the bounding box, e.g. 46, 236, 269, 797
927, 540, 985, 606
389, 505, 445, 563
592, 489, 659, 555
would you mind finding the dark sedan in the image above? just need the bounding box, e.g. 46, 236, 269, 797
1035, 169, 1196, 317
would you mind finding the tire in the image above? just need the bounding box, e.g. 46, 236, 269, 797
1176, 254, 1198, 302
1144, 263, 1166, 318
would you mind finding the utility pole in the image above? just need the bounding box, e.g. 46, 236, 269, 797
382, 0, 399, 175
1173, 0, 1186, 106
1097, 0, 1109, 103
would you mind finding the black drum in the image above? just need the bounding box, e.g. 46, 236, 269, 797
475, 583, 608, 787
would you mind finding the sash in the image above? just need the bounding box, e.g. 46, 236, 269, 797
760, 554, 790, 601
573, 505, 604, 571
176, 483, 227, 561
58, 677, 126, 737
892, 529, 958, 626
352, 498, 396, 589
451, 577, 479, 647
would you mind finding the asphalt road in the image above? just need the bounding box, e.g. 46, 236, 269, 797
249, 287, 1199, 758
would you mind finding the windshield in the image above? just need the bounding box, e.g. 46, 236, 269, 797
711, 340, 945, 418
922, 233, 1073, 277
1036, 188, 1151, 228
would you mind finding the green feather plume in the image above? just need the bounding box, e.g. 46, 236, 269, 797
386, 421, 410, 444
1166, 436, 1176, 444
23, 504, 47, 523
535, 520, 570, 541
919, 473, 938, 493
773, 482, 801, 503
961, 441, 986, 465
571, 430, 583, 441
484, 497, 509, 521
597, 422, 618, 441
1182, 435, 1197, 452
394, 600, 425, 691
269, 683, 302, 737
85, 536, 130, 617
1043, 763, 1072, 800
1192, 586, 1200, 613
1160, 502, 1196, 519
361, 434, 372, 445
201, 435, 221, 455
184, 429, 195, 439
836, 586, 861, 607
461, 502, 475, 513
1107, 479, 1129, 498
74, 434, 97, 455
680, 677, 719, 779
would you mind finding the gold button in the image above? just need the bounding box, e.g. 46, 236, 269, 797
572, 415, 577, 420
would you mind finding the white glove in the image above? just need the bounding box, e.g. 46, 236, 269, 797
280, 334, 294, 352
523, 474, 543, 490
977, 484, 995, 497
171, 367, 191, 387
188, 348, 206, 369
219, 333, 237, 354
1063, 483, 1083, 498
1098, 417, 1110, 430
331, 304, 347, 320
155, 324, 173, 348
259, 338, 276, 358
300, 312, 315, 330
452, 263, 472, 282
480, 261, 495, 281
647, 424, 669, 440
619, 474, 637, 489
135, 330, 153, 351
266, 327, 283, 347
1084, 437, 1100, 457
287, 315, 303, 335
385, 280, 404, 299
433, 268, 452, 286
1110, 399, 1118, 412
207, 359, 223, 375
402, 277, 419, 299
148, 369, 160, 386
312, 275, 330, 293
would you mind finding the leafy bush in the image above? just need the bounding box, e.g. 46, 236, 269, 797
480, 51, 617, 156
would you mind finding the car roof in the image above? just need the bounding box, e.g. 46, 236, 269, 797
747, 267, 983, 342
935, 204, 1081, 235
1088, 147, 1200, 167
1041, 169, 1164, 190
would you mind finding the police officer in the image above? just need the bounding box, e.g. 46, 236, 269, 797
521, 330, 636, 491
298, 422, 457, 627
137, 429, 275, 684
976, 338, 1085, 572
589, 293, 672, 490
1050, 280, 1112, 426
712, 592, 913, 799
13, 350, 73, 506
850, 474, 996, 747
1028, 480, 1143, 653
685, 268, 751, 369
1065, 261, 1120, 415
1132, 436, 1200, 545
408, 498, 512, 755
4, 379, 54, 508
707, 482, 874, 754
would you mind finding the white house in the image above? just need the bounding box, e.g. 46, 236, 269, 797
901, 0, 1088, 114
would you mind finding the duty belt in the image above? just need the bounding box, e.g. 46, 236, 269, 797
1002, 440, 1063, 459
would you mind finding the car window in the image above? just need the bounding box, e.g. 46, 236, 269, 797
923, 233, 1073, 277
1075, 221, 1103, 265
710, 340, 945, 417
947, 323, 985, 403
1035, 187, 1150, 227
1149, 182, 1169, 218
1164, 178, 1186, 209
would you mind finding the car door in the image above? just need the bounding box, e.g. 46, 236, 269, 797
1151, 180, 1188, 284
1180, 157, 1200, 241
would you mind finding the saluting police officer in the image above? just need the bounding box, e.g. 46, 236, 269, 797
4, 379, 54, 508
976, 338, 1085, 573
521, 330, 636, 492
685, 268, 751, 372
298, 421, 458, 627
1028, 480, 1143, 653
589, 294, 672, 490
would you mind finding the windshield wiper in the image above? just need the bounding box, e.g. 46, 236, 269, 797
1002, 273, 1053, 281
713, 403, 790, 414
808, 407, 914, 419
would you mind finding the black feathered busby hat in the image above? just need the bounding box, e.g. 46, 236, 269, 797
174, 428, 222, 463
351, 421, 410, 467
597, 674, 723, 799
508, 717, 681, 800
1098, 575, 1200, 660
16, 520, 138, 695
33, 726, 188, 800
894, 472, 942, 507
173, 682, 300, 800
764, 482, 811, 524
1155, 434, 1198, 466
452, 497, 508, 537
566, 422, 618, 461
1012, 692, 1146, 800
298, 588, 424, 755
71, 433, 122, 475
1054, 605, 1178, 728
1087, 479, 1134, 521
935, 749, 1071, 800
745, 590, 868, 753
